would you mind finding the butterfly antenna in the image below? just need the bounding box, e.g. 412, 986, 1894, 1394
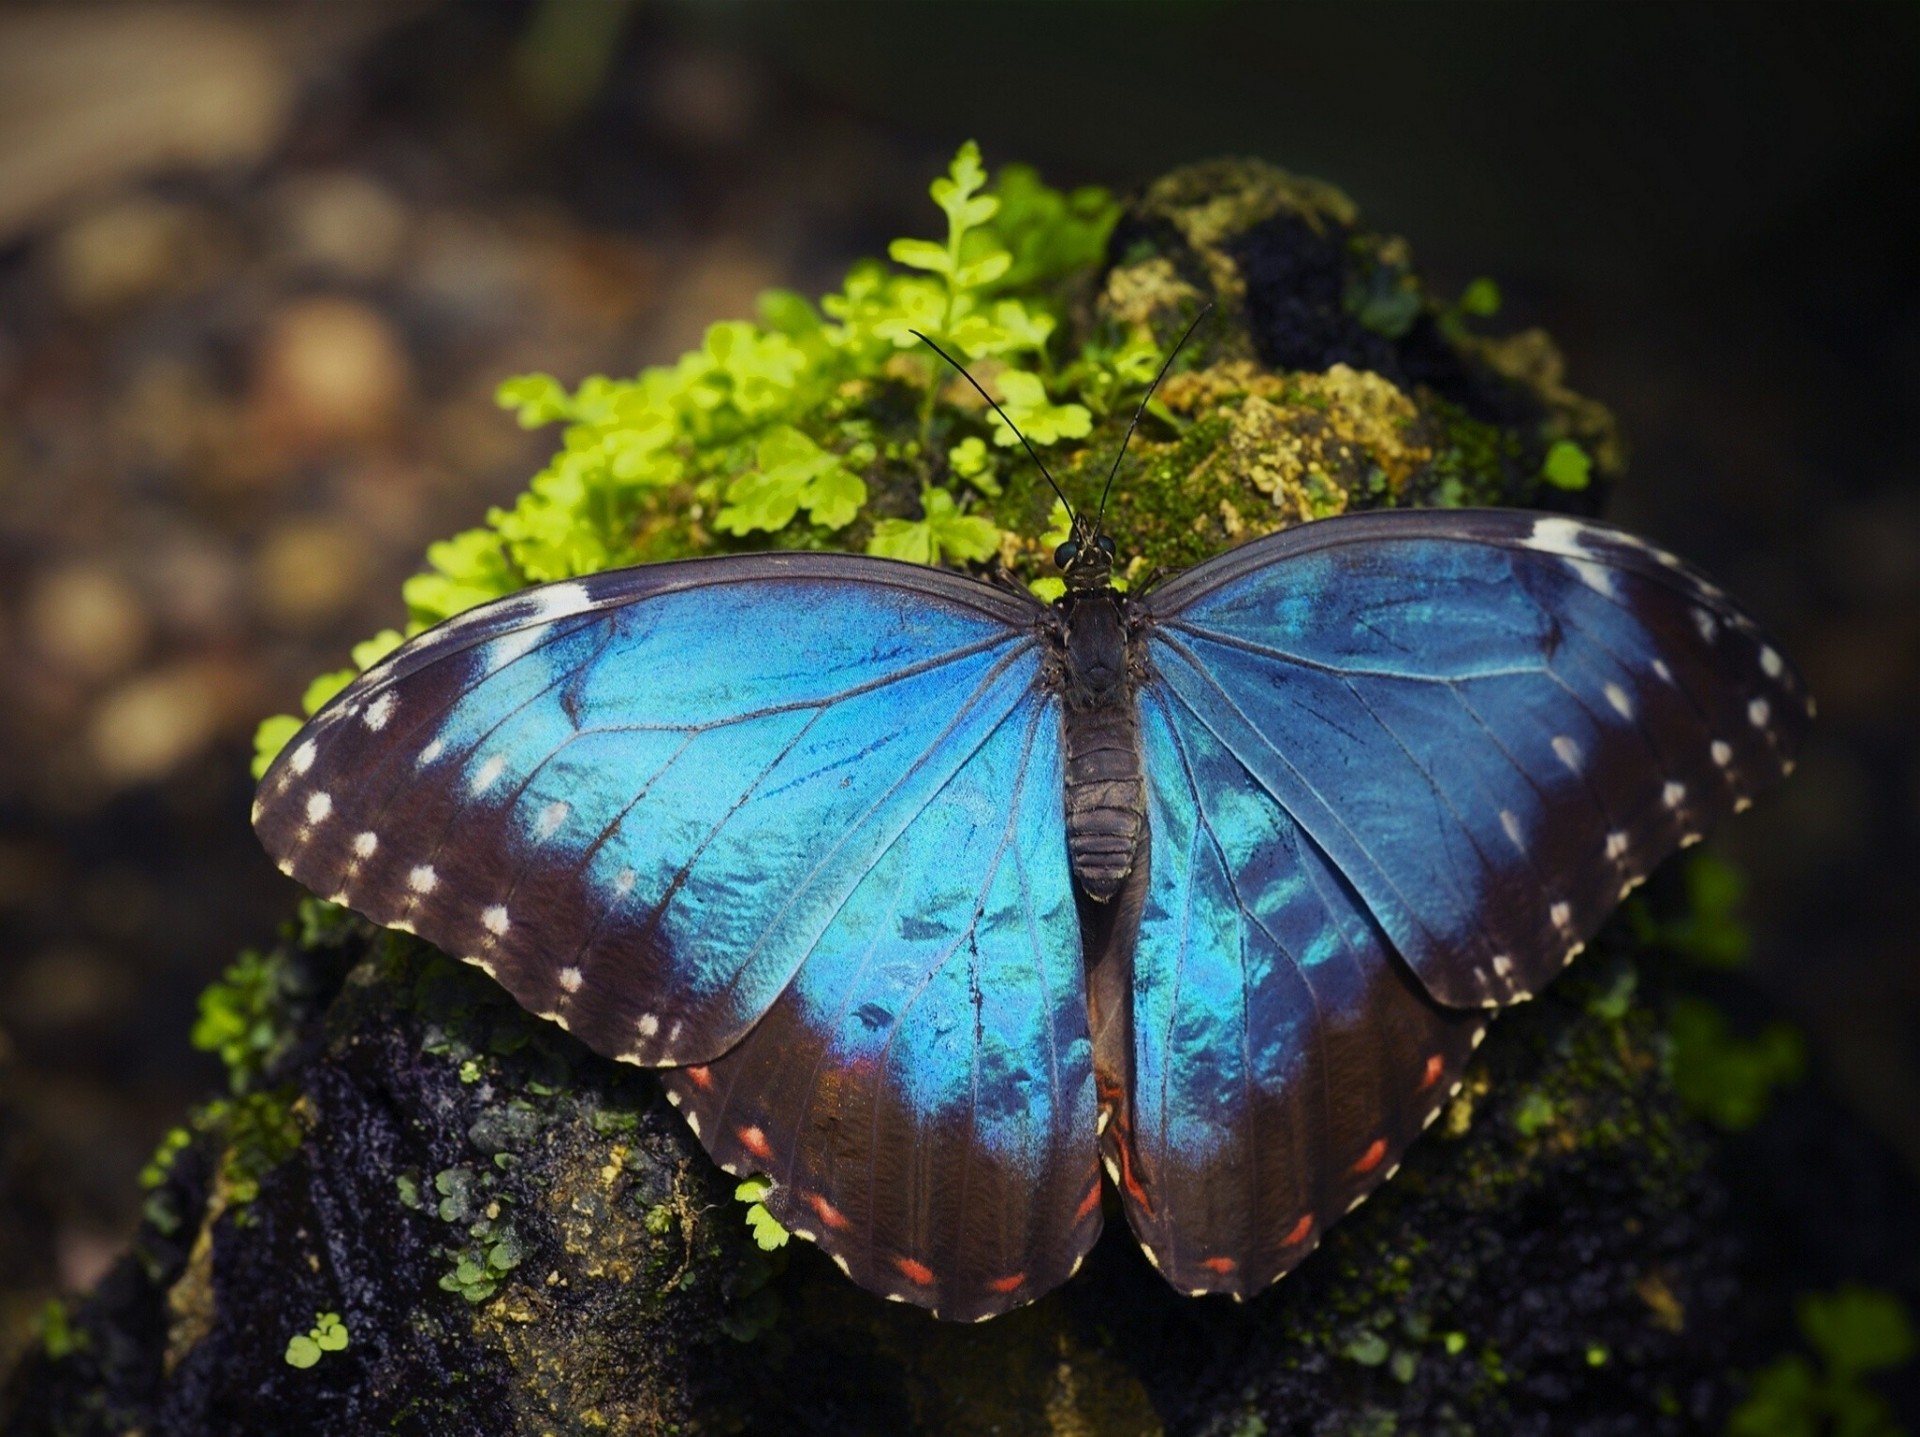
909, 329, 1075, 526
1092, 304, 1214, 533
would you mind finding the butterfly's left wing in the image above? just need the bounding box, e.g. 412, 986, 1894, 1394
1139, 509, 1810, 1012
253, 555, 1098, 1322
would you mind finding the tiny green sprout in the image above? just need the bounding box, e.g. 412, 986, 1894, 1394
867, 487, 1003, 568
1541, 439, 1592, 491
38, 1299, 82, 1360
1458, 277, 1502, 317
1389, 1349, 1420, 1384
1344, 1330, 1391, 1366
1586, 1342, 1610, 1367
735, 1175, 789, 1251
1512, 1090, 1558, 1137
285, 1311, 348, 1368
1443, 1331, 1468, 1356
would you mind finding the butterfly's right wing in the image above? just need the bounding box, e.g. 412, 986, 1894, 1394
1095, 685, 1486, 1298
253, 555, 1098, 1321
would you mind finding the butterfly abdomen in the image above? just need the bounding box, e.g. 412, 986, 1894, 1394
1062, 593, 1146, 901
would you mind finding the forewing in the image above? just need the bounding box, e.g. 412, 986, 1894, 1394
254, 556, 1055, 1066
662, 699, 1099, 1322
1101, 688, 1484, 1297
1142, 509, 1809, 1009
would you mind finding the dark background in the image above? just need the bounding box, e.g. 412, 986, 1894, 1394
1, 0, 1915, 1369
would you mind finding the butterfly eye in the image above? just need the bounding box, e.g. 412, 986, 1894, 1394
1095, 536, 1117, 557
1054, 541, 1081, 568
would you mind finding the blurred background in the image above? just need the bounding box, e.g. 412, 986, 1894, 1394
0, 0, 1914, 1360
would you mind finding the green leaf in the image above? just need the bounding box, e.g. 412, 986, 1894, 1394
284, 1334, 322, 1369
311, 1311, 349, 1352
887, 238, 953, 275
1727, 1355, 1821, 1437
251, 714, 302, 780
350, 629, 406, 670
950, 248, 1012, 291
735, 1176, 789, 1250
930, 141, 997, 232
1344, 1331, 1390, 1366
867, 487, 1002, 568
716, 425, 867, 535
1667, 996, 1805, 1130
1458, 277, 1502, 316
988, 370, 1092, 448
1542, 439, 1592, 491
300, 669, 354, 716
1800, 1287, 1917, 1379
496, 373, 572, 428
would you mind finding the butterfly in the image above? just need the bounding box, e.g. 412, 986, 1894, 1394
252, 343, 1808, 1323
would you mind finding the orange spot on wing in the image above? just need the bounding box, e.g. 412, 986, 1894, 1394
1201, 1255, 1237, 1275
737, 1125, 772, 1159
1352, 1138, 1388, 1174
1419, 1052, 1444, 1090
1281, 1213, 1313, 1246
806, 1192, 848, 1230
987, 1272, 1026, 1294
1075, 1184, 1103, 1222
683, 1065, 713, 1090
895, 1256, 935, 1287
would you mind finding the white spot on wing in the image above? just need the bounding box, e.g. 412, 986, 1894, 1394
1748, 698, 1770, 728
614, 868, 637, 896
482, 904, 510, 936
637, 1013, 660, 1038
1663, 781, 1686, 809
1604, 683, 1633, 719
290, 740, 317, 775
471, 754, 507, 794
535, 800, 570, 839
1492, 954, 1513, 978
1552, 735, 1582, 772
305, 791, 333, 824
1711, 740, 1733, 767
1605, 831, 1628, 860
1692, 608, 1717, 642
418, 738, 445, 766
1500, 809, 1524, 849
558, 966, 583, 993
528, 582, 593, 622
364, 692, 396, 731
353, 830, 378, 858
408, 864, 438, 894
1550, 901, 1572, 930
1760, 646, 1783, 678
1652, 659, 1674, 684
1565, 557, 1616, 597
1524, 516, 1594, 555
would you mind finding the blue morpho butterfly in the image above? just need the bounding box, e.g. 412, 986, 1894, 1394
253, 329, 1808, 1322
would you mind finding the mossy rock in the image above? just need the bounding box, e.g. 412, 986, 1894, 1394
4, 156, 1771, 1437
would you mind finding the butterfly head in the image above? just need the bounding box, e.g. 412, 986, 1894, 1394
1055, 519, 1119, 594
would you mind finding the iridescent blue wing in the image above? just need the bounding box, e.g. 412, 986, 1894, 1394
253, 556, 1098, 1321
1094, 687, 1486, 1295
1138, 508, 1811, 1011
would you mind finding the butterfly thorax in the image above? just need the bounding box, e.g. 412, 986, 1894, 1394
1059, 587, 1147, 902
